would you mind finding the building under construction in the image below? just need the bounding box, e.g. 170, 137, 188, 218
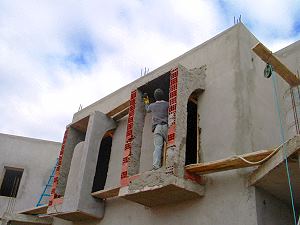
1, 23, 300, 225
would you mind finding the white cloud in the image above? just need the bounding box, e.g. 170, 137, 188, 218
0, 0, 299, 141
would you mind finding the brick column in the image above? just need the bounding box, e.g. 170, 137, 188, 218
166, 68, 179, 174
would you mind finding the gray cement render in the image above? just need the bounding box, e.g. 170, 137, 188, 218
0, 133, 60, 218
50, 24, 258, 225
48, 24, 278, 225
139, 113, 154, 173
61, 111, 116, 219
31, 23, 298, 224
104, 117, 127, 189
127, 91, 146, 176
165, 65, 205, 178
57, 127, 86, 196
61, 142, 84, 212
255, 188, 294, 225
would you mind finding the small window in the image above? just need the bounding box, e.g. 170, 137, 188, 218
0, 167, 23, 197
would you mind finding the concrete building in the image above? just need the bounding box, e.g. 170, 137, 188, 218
0, 133, 61, 224
2, 23, 300, 225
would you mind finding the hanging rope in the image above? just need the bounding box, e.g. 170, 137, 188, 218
271, 68, 298, 225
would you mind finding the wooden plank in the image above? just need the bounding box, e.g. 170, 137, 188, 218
185, 149, 274, 175
112, 107, 129, 121
91, 187, 120, 199
252, 42, 300, 87
249, 136, 300, 186
18, 204, 48, 215
107, 100, 130, 117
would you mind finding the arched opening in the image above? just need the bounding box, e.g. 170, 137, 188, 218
185, 93, 199, 165
92, 131, 114, 192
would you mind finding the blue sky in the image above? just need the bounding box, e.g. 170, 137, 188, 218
0, 0, 300, 142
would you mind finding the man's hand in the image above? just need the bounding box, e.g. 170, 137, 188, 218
143, 93, 149, 105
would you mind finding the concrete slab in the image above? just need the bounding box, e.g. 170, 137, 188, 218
3, 213, 53, 225
254, 160, 300, 207
121, 183, 203, 207
53, 211, 100, 222
249, 136, 300, 207
18, 205, 48, 215
119, 170, 204, 207
92, 187, 120, 199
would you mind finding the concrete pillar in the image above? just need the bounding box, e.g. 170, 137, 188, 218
128, 90, 146, 176
166, 65, 206, 178
62, 111, 116, 219
56, 126, 86, 196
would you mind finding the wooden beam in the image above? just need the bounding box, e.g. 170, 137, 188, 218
252, 42, 300, 87
112, 107, 129, 121
107, 100, 130, 117
91, 187, 120, 199
185, 149, 274, 175
249, 136, 300, 186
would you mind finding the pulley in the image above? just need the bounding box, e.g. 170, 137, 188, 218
264, 63, 273, 78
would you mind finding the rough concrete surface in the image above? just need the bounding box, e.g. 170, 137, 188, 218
0, 133, 60, 218
52, 23, 283, 225
61, 111, 116, 220
165, 65, 206, 178
57, 127, 86, 197
2, 23, 300, 225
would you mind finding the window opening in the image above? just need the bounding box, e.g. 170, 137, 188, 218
138, 72, 170, 172
185, 96, 198, 165
0, 167, 23, 197
92, 131, 113, 192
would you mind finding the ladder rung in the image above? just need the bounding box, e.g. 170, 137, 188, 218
36, 161, 60, 206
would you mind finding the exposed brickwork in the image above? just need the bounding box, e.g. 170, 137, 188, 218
167, 68, 178, 146
120, 90, 137, 186
48, 127, 69, 206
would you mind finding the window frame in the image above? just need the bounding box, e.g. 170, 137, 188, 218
0, 166, 24, 198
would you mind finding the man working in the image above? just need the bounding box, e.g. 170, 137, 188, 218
143, 89, 169, 170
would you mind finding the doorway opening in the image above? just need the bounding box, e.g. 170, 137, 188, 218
92, 131, 114, 192
185, 93, 199, 165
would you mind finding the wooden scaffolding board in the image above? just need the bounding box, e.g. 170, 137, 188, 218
185, 149, 274, 175
107, 100, 130, 118
252, 42, 300, 87
91, 187, 120, 199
